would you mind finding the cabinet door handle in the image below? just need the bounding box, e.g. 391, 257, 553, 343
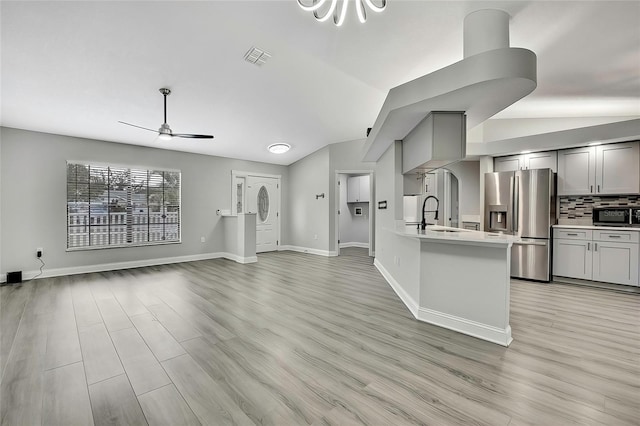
590, 185, 593, 193
567, 233, 578, 236
594, 243, 598, 251
597, 185, 600, 193
608, 235, 621, 238
587, 242, 591, 251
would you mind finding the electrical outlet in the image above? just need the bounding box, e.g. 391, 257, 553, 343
313, 234, 318, 240
36, 247, 43, 258
200, 236, 205, 243
394, 256, 400, 266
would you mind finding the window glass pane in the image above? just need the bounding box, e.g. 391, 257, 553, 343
148, 224, 165, 242
258, 186, 269, 223
236, 183, 243, 214
67, 162, 180, 249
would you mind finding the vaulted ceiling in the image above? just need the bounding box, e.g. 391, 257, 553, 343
2, 1, 639, 165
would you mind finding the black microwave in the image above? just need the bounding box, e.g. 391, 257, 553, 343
593, 207, 631, 226
632, 208, 640, 226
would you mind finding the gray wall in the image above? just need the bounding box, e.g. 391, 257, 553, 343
446, 160, 480, 217
286, 139, 377, 254
374, 142, 421, 303
287, 146, 330, 251
338, 174, 369, 246
0, 127, 288, 275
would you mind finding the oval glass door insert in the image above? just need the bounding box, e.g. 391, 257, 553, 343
258, 185, 269, 223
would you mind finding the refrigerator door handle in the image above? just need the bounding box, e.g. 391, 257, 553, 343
508, 176, 515, 233
513, 175, 519, 233
513, 240, 548, 246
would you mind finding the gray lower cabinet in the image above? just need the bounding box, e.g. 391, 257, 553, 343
553, 228, 639, 286
553, 238, 592, 280
592, 240, 639, 285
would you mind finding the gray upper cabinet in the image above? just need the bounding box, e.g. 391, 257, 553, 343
494, 155, 523, 172
347, 175, 370, 203
557, 146, 596, 195
494, 151, 557, 172
596, 142, 640, 195
558, 142, 639, 196
526, 151, 558, 172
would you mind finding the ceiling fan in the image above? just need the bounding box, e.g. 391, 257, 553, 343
119, 88, 214, 140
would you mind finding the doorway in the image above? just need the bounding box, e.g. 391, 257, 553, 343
335, 171, 374, 257
423, 169, 459, 227
232, 171, 281, 253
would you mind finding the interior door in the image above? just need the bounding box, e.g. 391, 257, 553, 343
246, 176, 280, 253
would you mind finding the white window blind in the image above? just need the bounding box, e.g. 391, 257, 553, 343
67, 163, 181, 249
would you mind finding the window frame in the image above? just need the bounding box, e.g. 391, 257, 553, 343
66, 161, 182, 251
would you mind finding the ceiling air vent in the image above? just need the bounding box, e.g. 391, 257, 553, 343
244, 47, 271, 66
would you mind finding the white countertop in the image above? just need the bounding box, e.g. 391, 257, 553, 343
554, 224, 640, 232
396, 225, 515, 247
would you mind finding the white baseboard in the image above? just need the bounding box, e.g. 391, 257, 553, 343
373, 259, 512, 347
0, 252, 255, 283
373, 259, 419, 317
223, 253, 258, 264
416, 308, 513, 347
279, 245, 338, 257
339, 242, 369, 249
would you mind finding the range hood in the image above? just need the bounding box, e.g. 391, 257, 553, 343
402, 111, 466, 174
362, 10, 537, 164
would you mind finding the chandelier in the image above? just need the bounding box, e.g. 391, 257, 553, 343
297, 0, 387, 26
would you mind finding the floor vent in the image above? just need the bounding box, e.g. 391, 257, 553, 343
244, 46, 271, 66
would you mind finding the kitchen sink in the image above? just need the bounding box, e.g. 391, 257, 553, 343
430, 229, 462, 233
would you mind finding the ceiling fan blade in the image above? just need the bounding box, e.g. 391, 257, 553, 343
118, 121, 158, 133
121, 90, 213, 141
173, 133, 214, 139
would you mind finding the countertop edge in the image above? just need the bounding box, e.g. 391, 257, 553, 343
395, 229, 514, 248
553, 224, 640, 231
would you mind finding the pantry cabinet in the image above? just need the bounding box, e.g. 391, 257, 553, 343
557, 142, 639, 196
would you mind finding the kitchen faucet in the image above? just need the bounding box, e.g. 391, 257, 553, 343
421, 195, 440, 230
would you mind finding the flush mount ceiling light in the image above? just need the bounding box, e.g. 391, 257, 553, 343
268, 143, 291, 154
297, 0, 386, 26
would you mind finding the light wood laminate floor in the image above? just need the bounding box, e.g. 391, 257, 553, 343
1, 248, 639, 425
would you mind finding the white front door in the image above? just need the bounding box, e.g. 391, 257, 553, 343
246, 176, 280, 253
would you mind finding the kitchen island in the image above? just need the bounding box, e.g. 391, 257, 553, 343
379, 225, 516, 346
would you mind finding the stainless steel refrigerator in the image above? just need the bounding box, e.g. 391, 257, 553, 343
484, 169, 556, 282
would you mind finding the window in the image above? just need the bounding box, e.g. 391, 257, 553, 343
257, 185, 269, 223
67, 163, 180, 249
236, 181, 244, 214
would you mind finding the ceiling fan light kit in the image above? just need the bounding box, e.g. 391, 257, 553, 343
119, 88, 214, 140
297, 0, 386, 26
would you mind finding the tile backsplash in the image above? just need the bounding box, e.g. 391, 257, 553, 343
559, 195, 640, 224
